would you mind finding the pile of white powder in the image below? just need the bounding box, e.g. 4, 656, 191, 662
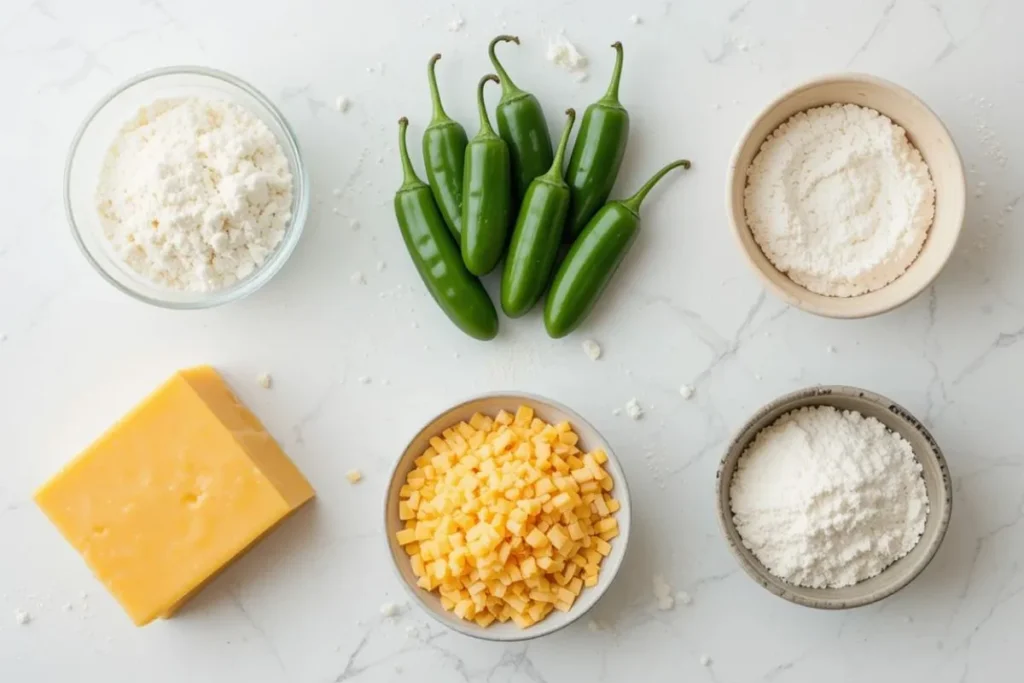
96, 97, 293, 292
744, 103, 935, 297
729, 406, 929, 589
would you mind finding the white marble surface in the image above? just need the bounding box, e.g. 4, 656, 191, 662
2, 0, 1023, 680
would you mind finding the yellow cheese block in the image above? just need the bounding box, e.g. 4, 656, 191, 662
34, 366, 315, 626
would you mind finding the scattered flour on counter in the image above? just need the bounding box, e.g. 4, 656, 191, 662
96, 98, 293, 292
547, 31, 588, 74
730, 406, 929, 588
745, 104, 935, 297
625, 398, 643, 420
653, 575, 674, 610
582, 339, 602, 360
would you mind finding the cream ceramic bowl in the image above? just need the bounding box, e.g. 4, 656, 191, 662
716, 385, 952, 609
727, 73, 966, 318
384, 393, 632, 641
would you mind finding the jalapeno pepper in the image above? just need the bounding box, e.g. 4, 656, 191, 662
489, 35, 553, 204
565, 42, 629, 241
461, 74, 511, 276
395, 118, 498, 341
423, 54, 468, 239
501, 109, 576, 318
544, 159, 691, 338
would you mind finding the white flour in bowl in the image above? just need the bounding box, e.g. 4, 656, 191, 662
744, 103, 935, 297
96, 98, 293, 292
729, 405, 928, 589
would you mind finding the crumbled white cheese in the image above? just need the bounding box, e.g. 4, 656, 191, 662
358, 376, 371, 385
380, 602, 399, 617
574, 72, 589, 83
332, 188, 342, 197
404, 624, 418, 636
653, 575, 674, 610
826, 344, 837, 353
679, 385, 694, 400
629, 14, 642, 24
546, 31, 588, 74
335, 96, 351, 113
351, 271, 366, 285
448, 13, 464, 31
62, 603, 73, 612
350, 219, 361, 230
700, 655, 711, 667
332, 207, 340, 215
346, 469, 363, 484
377, 260, 387, 272
256, 373, 272, 389
582, 340, 602, 360
96, 98, 293, 292
14, 609, 31, 625
625, 398, 643, 420
381, 378, 391, 386
612, 408, 622, 416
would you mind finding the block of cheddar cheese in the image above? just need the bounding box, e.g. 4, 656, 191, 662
34, 366, 314, 626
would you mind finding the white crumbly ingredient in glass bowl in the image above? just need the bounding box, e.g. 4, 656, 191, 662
95, 97, 293, 292
744, 103, 935, 297
729, 406, 928, 588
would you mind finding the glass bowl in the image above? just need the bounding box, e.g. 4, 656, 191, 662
64, 66, 309, 309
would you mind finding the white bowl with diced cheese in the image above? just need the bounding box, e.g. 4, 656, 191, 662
384, 393, 632, 641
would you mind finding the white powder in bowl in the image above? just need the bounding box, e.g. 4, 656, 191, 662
729, 405, 928, 588
96, 98, 293, 292
744, 103, 935, 297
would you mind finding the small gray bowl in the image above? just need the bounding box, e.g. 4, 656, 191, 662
384, 393, 632, 641
716, 385, 952, 609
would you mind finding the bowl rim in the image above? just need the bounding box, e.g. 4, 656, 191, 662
725, 71, 967, 319
716, 384, 953, 609
382, 391, 633, 641
63, 64, 310, 310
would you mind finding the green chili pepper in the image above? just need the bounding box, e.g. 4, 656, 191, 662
489, 35, 553, 203
501, 109, 576, 318
544, 159, 691, 338
395, 118, 498, 341
423, 54, 468, 239
461, 74, 511, 277
565, 41, 629, 241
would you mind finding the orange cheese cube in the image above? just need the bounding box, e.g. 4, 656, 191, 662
34, 366, 314, 627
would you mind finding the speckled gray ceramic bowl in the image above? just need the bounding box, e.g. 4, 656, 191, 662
384, 393, 632, 641
716, 385, 952, 609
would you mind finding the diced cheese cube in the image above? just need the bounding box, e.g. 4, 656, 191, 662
396, 528, 417, 545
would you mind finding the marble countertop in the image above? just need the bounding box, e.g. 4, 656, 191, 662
2, 0, 1023, 680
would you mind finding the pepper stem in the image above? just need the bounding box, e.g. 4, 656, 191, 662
621, 159, 691, 214
542, 109, 576, 180
600, 42, 625, 104
488, 35, 523, 97
427, 53, 449, 124
476, 74, 499, 136
397, 117, 420, 189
